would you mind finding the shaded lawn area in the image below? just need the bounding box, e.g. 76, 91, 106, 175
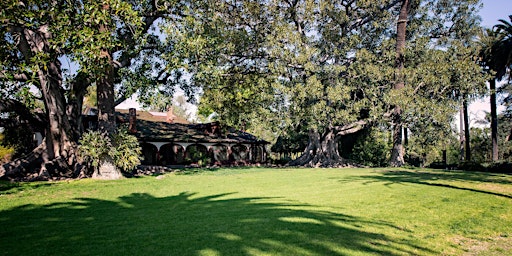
0, 168, 511, 255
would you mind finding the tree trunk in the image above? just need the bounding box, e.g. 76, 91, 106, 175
288, 121, 367, 167
0, 60, 80, 181
463, 96, 471, 162
1, 26, 82, 181
67, 73, 90, 140
459, 104, 465, 161
39, 60, 76, 161
97, 63, 117, 134
97, 6, 117, 135
403, 127, 408, 147
93, 4, 121, 179
442, 149, 447, 168
390, 0, 410, 167
489, 79, 499, 161
288, 129, 344, 167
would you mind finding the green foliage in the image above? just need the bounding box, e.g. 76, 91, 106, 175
487, 162, 512, 174
349, 129, 390, 167
271, 128, 308, 154
0, 133, 15, 164
142, 94, 193, 122
110, 128, 142, 171
421, 132, 462, 167
83, 85, 97, 107
78, 130, 108, 168
78, 127, 141, 172
0, 123, 35, 159
0, 0, 143, 80
162, 0, 486, 164
185, 146, 211, 166
490, 15, 512, 121
469, 127, 492, 163
498, 111, 512, 161
1, 0, 496, 168
15, 87, 43, 111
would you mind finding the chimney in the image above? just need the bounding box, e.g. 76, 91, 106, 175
128, 108, 137, 133
166, 106, 176, 123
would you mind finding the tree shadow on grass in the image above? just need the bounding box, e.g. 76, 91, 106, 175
343, 169, 512, 199
0, 192, 435, 256
0, 180, 55, 195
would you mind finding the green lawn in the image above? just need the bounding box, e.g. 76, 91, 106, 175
1, 168, 511, 256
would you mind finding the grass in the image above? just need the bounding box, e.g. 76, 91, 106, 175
1, 167, 511, 256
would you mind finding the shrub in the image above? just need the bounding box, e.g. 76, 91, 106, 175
486, 162, 512, 174
457, 161, 486, 172
0, 133, 16, 164
78, 127, 141, 172
78, 130, 108, 169
110, 129, 142, 171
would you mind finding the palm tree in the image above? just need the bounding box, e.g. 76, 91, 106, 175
493, 15, 512, 144
479, 16, 512, 162
494, 15, 512, 73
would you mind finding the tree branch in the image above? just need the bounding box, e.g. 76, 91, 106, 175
334, 120, 368, 136
0, 71, 30, 82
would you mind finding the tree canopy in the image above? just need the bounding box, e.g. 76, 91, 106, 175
167, 0, 487, 166
0, 0, 501, 179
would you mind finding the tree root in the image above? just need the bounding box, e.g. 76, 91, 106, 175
288, 152, 363, 168
0, 142, 88, 182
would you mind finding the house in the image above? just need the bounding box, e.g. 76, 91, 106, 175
113, 108, 269, 166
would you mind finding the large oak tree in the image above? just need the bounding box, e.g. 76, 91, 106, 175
177, 0, 486, 167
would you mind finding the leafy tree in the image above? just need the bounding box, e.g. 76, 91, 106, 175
143, 94, 194, 122
0, 0, 192, 180
1, 0, 147, 180
180, 0, 485, 167
84, 84, 98, 108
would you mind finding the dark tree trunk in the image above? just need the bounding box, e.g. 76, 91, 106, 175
390, 0, 410, 167
39, 61, 75, 161
442, 149, 447, 168
463, 96, 471, 162
67, 73, 90, 140
459, 104, 465, 161
403, 127, 408, 147
489, 79, 499, 161
288, 121, 367, 167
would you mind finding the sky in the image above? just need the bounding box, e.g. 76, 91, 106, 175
479, 0, 512, 28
